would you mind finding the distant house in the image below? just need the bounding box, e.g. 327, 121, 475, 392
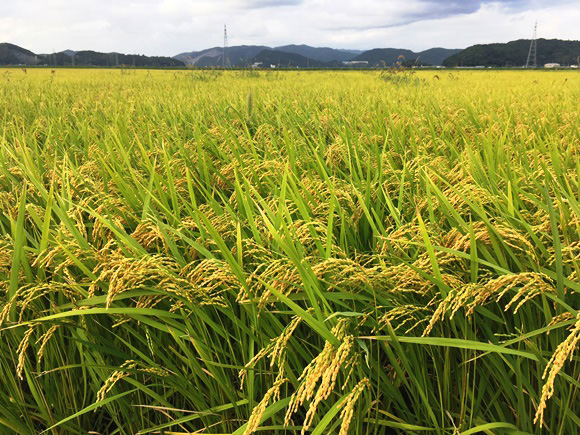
342, 61, 368, 66
544, 63, 560, 68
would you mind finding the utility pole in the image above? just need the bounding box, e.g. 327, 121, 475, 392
526, 21, 538, 68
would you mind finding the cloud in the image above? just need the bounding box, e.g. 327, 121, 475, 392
0, 0, 577, 56
320, 0, 549, 31
238, 0, 303, 8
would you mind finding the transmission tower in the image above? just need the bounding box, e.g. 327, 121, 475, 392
526, 21, 537, 68
222, 24, 230, 68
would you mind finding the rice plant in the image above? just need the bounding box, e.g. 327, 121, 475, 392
0, 68, 578, 434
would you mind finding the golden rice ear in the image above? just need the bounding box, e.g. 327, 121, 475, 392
243, 377, 288, 435
324, 136, 348, 169
378, 304, 429, 334
546, 312, 575, 332
1, 283, 81, 327
245, 258, 302, 311
486, 273, 555, 312
16, 324, 37, 380
424, 272, 558, 336
91, 251, 228, 313
535, 315, 580, 427
239, 315, 303, 389
96, 360, 169, 403
36, 324, 60, 364
283, 319, 358, 434
338, 378, 370, 435
96, 360, 137, 403
131, 219, 168, 252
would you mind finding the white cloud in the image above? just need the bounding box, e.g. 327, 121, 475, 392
0, 0, 577, 55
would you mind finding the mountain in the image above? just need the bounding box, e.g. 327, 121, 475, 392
353, 48, 415, 66
69, 51, 184, 67
252, 49, 328, 68
176, 45, 361, 66
175, 45, 269, 66
414, 48, 462, 66
274, 45, 359, 62
0, 43, 38, 65
174, 45, 457, 68
0, 43, 185, 67
49, 50, 185, 67
443, 39, 580, 67
353, 47, 461, 66
42, 50, 184, 67
174, 47, 220, 64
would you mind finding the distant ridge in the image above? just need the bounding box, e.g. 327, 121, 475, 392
353, 47, 461, 66
274, 45, 361, 63
175, 45, 358, 66
56, 51, 184, 67
3, 39, 578, 68
174, 45, 270, 67
252, 49, 329, 68
173, 44, 459, 67
0, 43, 184, 67
0, 43, 38, 65
443, 39, 580, 67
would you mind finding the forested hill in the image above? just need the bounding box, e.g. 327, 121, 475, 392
48, 51, 185, 67
5, 39, 578, 69
0, 43, 184, 67
443, 39, 580, 67
0, 43, 38, 65
353, 47, 461, 66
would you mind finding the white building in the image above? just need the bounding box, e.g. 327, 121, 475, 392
342, 61, 369, 66
544, 63, 560, 68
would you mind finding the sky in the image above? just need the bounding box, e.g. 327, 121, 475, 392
0, 0, 579, 56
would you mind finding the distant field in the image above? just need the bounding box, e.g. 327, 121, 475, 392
0, 69, 578, 434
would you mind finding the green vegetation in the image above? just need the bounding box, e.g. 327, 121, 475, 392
0, 69, 579, 434
0, 43, 38, 65
251, 49, 329, 68
353, 47, 461, 67
0, 43, 184, 67
47, 51, 185, 68
443, 39, 580, 67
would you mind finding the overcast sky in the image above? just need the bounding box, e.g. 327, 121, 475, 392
1, 1, 578, 55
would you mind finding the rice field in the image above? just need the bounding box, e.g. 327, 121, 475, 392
0, 68, 579, 434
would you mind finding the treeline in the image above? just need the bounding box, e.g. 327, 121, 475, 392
45, 51, 184, 67
0, 43, 184, 67
443, 39, 580, 67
